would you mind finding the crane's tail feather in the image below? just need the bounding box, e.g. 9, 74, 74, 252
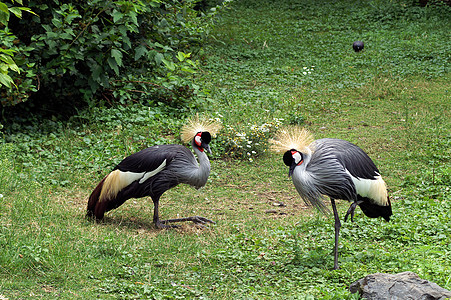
358, 196, 392, 221
87, 170, 139, 220
314, 198, 330, 215
87, 170, 123, 220
87, 176, 107, 218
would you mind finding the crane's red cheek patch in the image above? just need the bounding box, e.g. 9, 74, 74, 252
194, 135, 202, 146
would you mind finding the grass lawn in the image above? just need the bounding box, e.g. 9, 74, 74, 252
1, 0, 450, 298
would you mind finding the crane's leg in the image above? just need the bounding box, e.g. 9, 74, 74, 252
153, 197, 215, 229
330, 198, 341, 270
153, 198, 179, 229
344, 200, 363, 222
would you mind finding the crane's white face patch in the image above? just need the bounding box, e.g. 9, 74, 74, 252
195, 133, 202, 147
292, 150, 303, 165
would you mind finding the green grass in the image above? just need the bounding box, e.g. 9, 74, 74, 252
1, 0, 450, 298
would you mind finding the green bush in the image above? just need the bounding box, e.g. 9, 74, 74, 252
1, 0, 230, 109
0, 1, 37, 106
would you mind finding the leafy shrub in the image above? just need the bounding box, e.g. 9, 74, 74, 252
1, 0, 231, 110
0, 1, 36, 105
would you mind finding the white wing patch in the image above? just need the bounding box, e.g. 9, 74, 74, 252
346, 170, 389, 206
99, 170, 143, 202
139, 159, 166, 184
99, 160, 167, 202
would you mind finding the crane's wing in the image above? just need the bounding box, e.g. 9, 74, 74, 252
312, 139, 390, 217
304, 142, 357, 203
95, 144, 197, 203
314, 138, 380, 180
114, 144, 193, 173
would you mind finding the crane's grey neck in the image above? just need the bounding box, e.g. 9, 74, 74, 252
190, 139, 211, 189
291, 146, 328, 213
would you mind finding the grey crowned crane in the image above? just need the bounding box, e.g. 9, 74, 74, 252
87, 115, 221, 229
270, 127, 392, 269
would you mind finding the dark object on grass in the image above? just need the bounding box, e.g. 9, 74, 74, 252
270, 127, 392, 270
349, 272, 451, 300
353, 41, 364, 52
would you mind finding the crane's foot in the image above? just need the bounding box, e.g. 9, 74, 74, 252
158, 216, 215, 229
344, 201, 363, 222
154, 221, 180, 229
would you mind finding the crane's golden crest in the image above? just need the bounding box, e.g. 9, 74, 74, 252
181, 114, 222, 143
269, 126, 315, 153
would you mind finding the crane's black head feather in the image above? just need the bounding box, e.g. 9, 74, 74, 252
283, 149, 303, 177
283, 150, 294, 166
201, 131, 211, 144
193, 131, 212, 154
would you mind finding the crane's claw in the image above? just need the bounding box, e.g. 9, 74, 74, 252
191, 216, 216, 225
344, 201, 363, 222
158, 216, 215, 229
155, 221, 180, 229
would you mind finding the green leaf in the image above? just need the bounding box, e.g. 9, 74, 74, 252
149, 0, 161, 8
107, 57, 119, 75
0, 3, 9, 26
0, 72, 14, 89
9, 7, 22, 19
18, 7, 37, 17
111, 49, 123, 67
65, 12, 80, 24
134, 45, 147, 61
176, 51, 185, 62
91, 64, 102, 80
0, 56, 19, 74
0, 54, 15, 65
129, 11, 138, 26
161, 58, 175, 71
154, 52, 163, 65
51, 17, 62, 28
0, 48, 17, 56
0, 3, 8, 14
181, 66, 196, 73
112, 10, 123, 23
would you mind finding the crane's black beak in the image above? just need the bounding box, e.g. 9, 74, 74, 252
288, 161, 297, 177
202, 143, 212, 154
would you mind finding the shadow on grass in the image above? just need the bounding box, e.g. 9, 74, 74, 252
85, 214, 157, 231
